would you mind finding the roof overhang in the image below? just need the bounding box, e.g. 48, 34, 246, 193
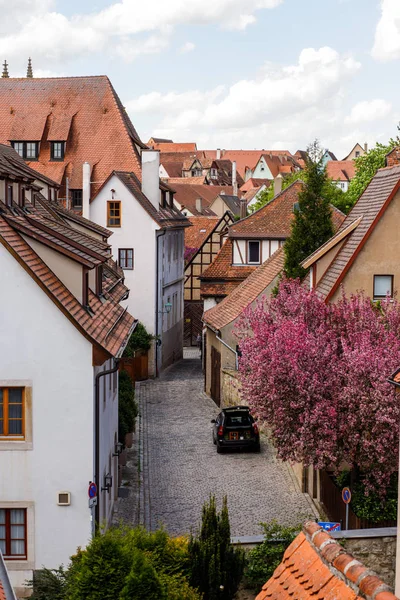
302, 216, 362, 269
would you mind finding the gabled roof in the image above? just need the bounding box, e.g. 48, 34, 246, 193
312, 163, 400, 300
219, 150, 293, 178
148, 137, 173, 144
323, 149, 338, 161
203, 247, 284, 330
185, 216, 219, 250
240, 178, 271, 193
212, 194, 241, 215
342, 142, 365, 161
256, 521, 397, 600
172, 183, 235, 216
243, 186, 263, 203
228, 181, 345, 239
161, 160, 184, 178
0, 76, 145, 194
326, 160, 356, 182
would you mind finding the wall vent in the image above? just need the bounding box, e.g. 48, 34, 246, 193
57, 492, 71, 506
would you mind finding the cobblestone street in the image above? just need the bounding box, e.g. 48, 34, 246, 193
135, 351, 315, 537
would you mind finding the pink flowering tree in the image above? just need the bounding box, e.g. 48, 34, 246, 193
236, 279, 400, 496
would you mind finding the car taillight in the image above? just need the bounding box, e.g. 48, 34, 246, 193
217, 425, 224, 436
252, 423, 259, 435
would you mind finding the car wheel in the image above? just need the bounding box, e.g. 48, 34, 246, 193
216, 443, 224, 454
254, 442, 261, 453
213, 436, 216, 445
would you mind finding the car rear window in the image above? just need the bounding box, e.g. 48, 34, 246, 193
225, 414, 252, 426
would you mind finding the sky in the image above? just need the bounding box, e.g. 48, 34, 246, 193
1, 0, 400, 157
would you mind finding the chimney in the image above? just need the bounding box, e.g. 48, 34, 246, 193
386, 147, 400, 168
2, 60, 9, 78
142, 150, 160, 211
240, 197, 247, 220
274, 173, 283, 197
82, 162, 91, 218
232, 160, 238, 196
216, 148, 221, 160
364, 142, 368, 153
195, 197, 202, 213
26, 57, 33, 78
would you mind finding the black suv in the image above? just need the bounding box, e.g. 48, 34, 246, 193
211, 406, 260, 453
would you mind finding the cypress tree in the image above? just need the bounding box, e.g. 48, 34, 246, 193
284, 140, 334, 280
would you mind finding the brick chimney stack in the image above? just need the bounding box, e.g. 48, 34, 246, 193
386, 147, 400, 168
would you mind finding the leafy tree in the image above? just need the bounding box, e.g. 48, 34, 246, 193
284, 141, 334, 279
236, 279, 400, 498
189, 495, 245, 600
249, 171, 302, 212
244, 521, 299, 590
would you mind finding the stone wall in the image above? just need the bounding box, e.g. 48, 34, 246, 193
221, 368, 243, 407
341, 535, 396, 589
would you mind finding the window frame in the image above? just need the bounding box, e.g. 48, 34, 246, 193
71, 189, 83, 208
50, 141, 65, 161
0, 508, 27, 560
0, 387, 25, 440
373, 274, 394, 300
247, 240, 261, 265
107, 201, 122, 228
11, 141, 39, 161
118, 248, 134, 270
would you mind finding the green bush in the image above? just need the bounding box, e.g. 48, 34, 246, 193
189, 495, 245, 600
123, 322, 153, 356
27, 567, 68, 599
244, 521, 299, 590
118, 370, 138, 445
119, 548, 165, 600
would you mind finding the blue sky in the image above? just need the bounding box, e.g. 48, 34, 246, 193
1, 0, 399, 156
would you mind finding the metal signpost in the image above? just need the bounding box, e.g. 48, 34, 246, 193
318, 522, 341, 532
88, 482, 98, 537
342, 487, 351, 530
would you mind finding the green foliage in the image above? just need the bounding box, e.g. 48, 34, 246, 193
119, 548, 165, 600
123, 321, 153, 356
334, 471, 398, 522
244, 521, 299, 590
344, 138, 399, 211
189, 495, 245, 600
284, 140, 334, 279
27, 567, 68, 600
249, 171, 302, 212
118, 370, 138, 445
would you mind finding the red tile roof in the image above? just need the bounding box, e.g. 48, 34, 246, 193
240, 178, 271, 193
161, 160, 184, 178
203, 247, 284, 329
0, 76, 145, 196
326, 160, 356, 182
313, 164, 400, 300
229, 181, 345, 239
153, 142, 197, 152
167, 176, 207, 185
200, 238, 256, 297
172, 183, 235, 216
256, 521, 398, 600
185, 216, 219, 250
220, 150, 293, 178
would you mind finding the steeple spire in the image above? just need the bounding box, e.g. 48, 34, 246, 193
2, 60, 9, 78
27, 57, 33, 78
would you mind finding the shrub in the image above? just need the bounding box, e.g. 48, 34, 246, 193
244, 521, 299, 590
123, 322, 153, 356
189, 495, 245, 600
335, 471, 398, 522
118, 370, 138, 445
119, 548, 165, 600
27, 567, 68, 599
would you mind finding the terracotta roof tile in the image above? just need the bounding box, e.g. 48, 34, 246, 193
172, 183, 235, 216
326, 160, 356, 182
240, 178, 271, 193
153, 142, 197, 152
201, 238, 255, 281
256, 522, 397, 600
185, 216, 219, 250
220, 150, 293, 178
167, 176, 207, 185
203, 247, 284, 329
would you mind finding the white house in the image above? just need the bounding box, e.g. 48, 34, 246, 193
88, 150, 190, 375
0, 145, 135, 597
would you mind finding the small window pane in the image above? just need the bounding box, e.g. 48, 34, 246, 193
11, 540, 25, 555
10, 509, 25, 525
0, 541, 5, 554
8, 389, 22, 404
13, 142, 24, 157
248, 241, 260, 263
0, 510, 5, 525
374, 275, 393, 298
26, 143, 37, 159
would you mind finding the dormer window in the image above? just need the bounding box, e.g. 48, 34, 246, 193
192, 169, 202, 177
5, 182, 13, 207
247, 240, 260, 264
51, 141, 65, 161
11, 141, 39, 160
210, 168, 218, 179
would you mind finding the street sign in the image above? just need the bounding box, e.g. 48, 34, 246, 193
342, 487, 351, 504
88, 497, 98, 508
318, 522, 341, 532
88, 482, 97, 499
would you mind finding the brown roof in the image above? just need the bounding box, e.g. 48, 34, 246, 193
153, 142, 197, 152
220, 150, 293, 178
172, 183, 235, 216
161, 160, 184, 178
257, 521, 397, 600
326, 160, 356, 182
229, 181, 345, 239
0, 76, 146, 196
204, 247, 284, 329
312, 163, 400, 299
240, 178, 271, 193
0, 142, 59, 188
167, 176, 207, 185
185, 216, 219, 250
243, 186, 263, 203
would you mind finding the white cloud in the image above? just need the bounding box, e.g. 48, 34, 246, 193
0, 0, 283, 64
345, 99, 392, 124
372, 0, 400, 61
179, 42, 195, 54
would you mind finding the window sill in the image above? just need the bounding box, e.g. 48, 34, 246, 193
4, 559, 34, 571
0, 441, 33, 451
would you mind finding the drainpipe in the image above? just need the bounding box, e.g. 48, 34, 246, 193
94, 358, 120, 532
155, 229, 166, 377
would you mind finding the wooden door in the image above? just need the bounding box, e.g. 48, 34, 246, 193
211, 346, 221, 406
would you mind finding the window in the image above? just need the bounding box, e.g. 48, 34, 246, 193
11, 141, 39, 160
0, 388, 24, 438
247, 241, 260, 264
373, 275, 393, 299
71, 189, 82, 208
0, 508, 27, 559
107, 201, 121, 227
355, 151, 360, 157
5, 182, 13, 207
118, 248, 133, 270
51, 141, 65, 160
210, 168, 218, 179
192, 169, 202, 177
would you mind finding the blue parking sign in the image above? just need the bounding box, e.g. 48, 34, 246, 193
318, 521, 341, 532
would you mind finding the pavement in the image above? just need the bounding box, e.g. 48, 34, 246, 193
132, 349, 315, 537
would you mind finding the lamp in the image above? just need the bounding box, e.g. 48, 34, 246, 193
112, 442, 123, 457
159, 301, 172, 314
101, 473, 113, 493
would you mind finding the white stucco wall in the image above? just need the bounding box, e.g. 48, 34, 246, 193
0, 246, 94, 594
233, 239, 246, 265
90, 175, 158, 336
251, 157, 273, 179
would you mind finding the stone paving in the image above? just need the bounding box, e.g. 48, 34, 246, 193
136, 352, 316, 537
